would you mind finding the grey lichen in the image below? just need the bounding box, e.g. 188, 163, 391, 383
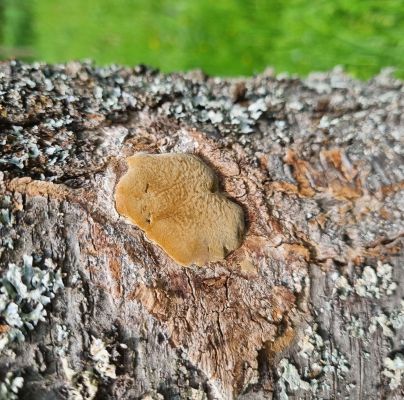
61, 358, 98, 400
298, 325, 324, 360
0, 372, 24, 400
322, 349, 350, 377
277, 358, 311, 400
333, 262, 397, 300
382, 354, 404, 390
54, 323, 70, 356
0, 124, 72, 179
297, 324, 351, 396
370, 313, 396, 338
0, 254, 64, 351
60, 336, 117, 400
346, 316, 365, 339
333, 275, 352, 300
0, 194, 20, 256
354, 263, 397, 298
0, 209, 13, 228
90, 336, 117, 380
161, 85, 269, 134
369, 301, 404, 339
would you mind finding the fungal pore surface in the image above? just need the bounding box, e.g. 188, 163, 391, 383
115, 153, 245, 266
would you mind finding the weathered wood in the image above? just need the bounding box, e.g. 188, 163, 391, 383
0, 61, 403, 399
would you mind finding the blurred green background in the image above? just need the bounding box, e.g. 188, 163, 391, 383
0, 0, 403, 78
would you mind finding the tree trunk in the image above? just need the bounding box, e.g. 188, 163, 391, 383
0, 61, 403, 400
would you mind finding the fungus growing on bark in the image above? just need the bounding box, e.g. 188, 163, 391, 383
114, 153, 245, 266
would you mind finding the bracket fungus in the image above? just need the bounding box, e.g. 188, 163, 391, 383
114, 153, 245, 266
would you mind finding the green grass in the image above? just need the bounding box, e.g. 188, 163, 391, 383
1, 0, 403, 78
0, 0, 34, 59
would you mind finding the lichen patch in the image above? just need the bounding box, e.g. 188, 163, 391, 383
114, 153, 245, 266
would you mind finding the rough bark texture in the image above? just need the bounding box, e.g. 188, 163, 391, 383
0, 61, 403, 400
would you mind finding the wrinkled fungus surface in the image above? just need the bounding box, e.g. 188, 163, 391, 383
115, 153, 245, 266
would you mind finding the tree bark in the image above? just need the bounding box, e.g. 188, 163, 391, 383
0, 61, 403, 400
